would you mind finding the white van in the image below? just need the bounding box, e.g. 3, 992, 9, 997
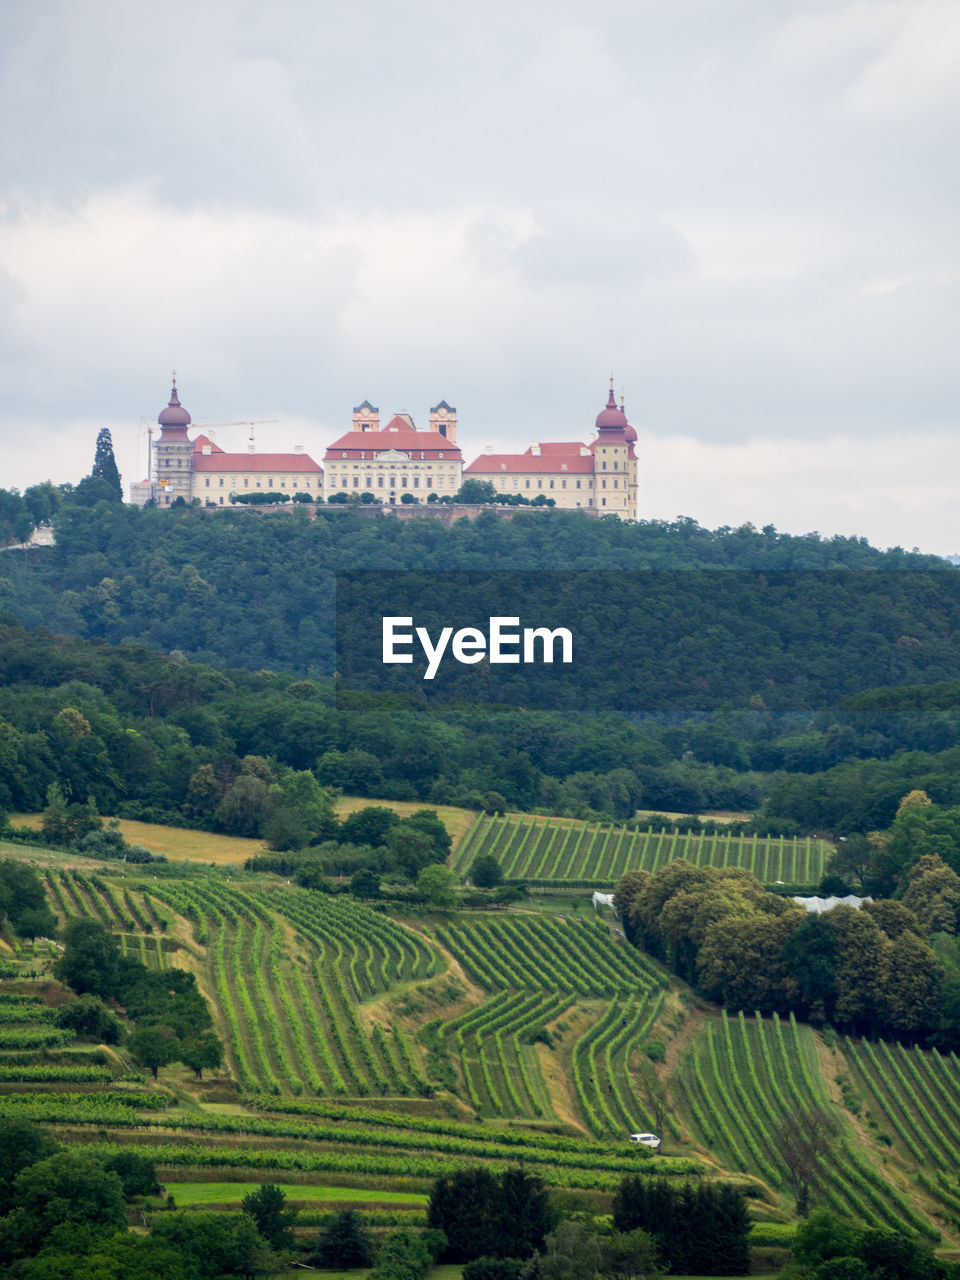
629, 1132, 661, 1150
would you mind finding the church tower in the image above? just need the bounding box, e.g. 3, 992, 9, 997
590, 380, 638, 518
154, 379, 195, 506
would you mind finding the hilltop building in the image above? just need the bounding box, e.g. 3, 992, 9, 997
323, 401, 463, 503
463, 383, 638, 517
129, 382, 323, 507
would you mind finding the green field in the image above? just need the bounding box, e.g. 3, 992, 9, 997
452, 813, 830, 886
169, 1181, 427, 1206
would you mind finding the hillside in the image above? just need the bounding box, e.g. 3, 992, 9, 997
0, 840, 958, 1254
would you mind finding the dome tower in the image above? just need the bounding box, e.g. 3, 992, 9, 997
590, 378, 638, 518
154, 377, 195, 505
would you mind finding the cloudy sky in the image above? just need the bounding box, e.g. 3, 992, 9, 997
1, 0, 958, 552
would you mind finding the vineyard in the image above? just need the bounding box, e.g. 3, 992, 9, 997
843, 1035, 960, 1228
452, 813, 830, 886
679, 1011, 936, 1236
146, 879, 439, 1099
430, 914, 669, 1129
2, 841, 960, 1246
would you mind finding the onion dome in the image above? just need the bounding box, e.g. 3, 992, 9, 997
157, 380, 192, 441
595, 385, 628, 432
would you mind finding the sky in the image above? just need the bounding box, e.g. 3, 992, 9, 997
1, 0, 958, 553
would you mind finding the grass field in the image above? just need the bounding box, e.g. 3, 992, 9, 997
11, 814, 266, 866
11, 798, 476, 864
169, 1182, 427, 1206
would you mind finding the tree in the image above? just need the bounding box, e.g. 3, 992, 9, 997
311, 1207, 375, 1268
12, 1149, 126, 1248
387, 825, 438, 879
340, 806, 399, 847
417, 863, 457, 909
791, 1209, 861, 1270
90, 428, 123, 502
633, 1061, 669, 1141
601, 1228, 660, 1280
179, 1031, 223, 1079
472, 853, 503, 888
457, 479, 498, 505
215, 773, 271, 836
103, 1151, 160, 1198
55, 994, 122, 1044
370, 1228, 439, 1280
540, 1221, 605, 1280
775, 1106, 841, 1216
54, 918, 120, 998
127, 1024, 179, 1079
241, 1182, 297, 1251
351, 867, 381, 899
0, 1119, 58, 1215
428, 1167, 547, 1264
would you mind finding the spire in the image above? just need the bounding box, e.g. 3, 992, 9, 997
158, 376, 192, 433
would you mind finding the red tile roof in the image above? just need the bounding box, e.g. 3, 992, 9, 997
193, 434, 225, 454
465, 448, 594, 475
324, 428, 462, 461
192, 452, 322, 473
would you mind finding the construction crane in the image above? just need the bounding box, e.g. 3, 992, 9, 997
192, 418, 279, 447
138, 417, 280, 494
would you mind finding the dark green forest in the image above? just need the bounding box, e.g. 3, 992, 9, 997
3, 501, 960, 833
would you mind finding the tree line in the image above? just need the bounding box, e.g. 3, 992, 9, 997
614, 834, 960, 1043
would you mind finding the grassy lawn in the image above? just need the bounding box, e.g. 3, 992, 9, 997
169, 1182, 428, 1207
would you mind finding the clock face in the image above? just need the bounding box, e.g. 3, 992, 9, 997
439, 408, 447, 417
361, 408, 369, 417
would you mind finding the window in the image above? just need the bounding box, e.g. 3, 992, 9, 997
205, 478, 210, 487
602, 498, 607, 506
353, 476, 359, 488
378, 476, 384, 487
576, 479, 581, 489
613, 460, 619, 470
244, 478, 249, 487
549, 479, 554, 488
413, 476, 420, 488
426, 477, 432, 488
602, 479, 607, 489
602, 461, 607, 470
366, 476, 373, 488
561, 479, 566, 488
305, 480, 310, 488
401, 476, 408, 488
219, 478, 224, 487
525, 479, 531, 489
537, 479, 542, 489
280, 479, 286, 487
